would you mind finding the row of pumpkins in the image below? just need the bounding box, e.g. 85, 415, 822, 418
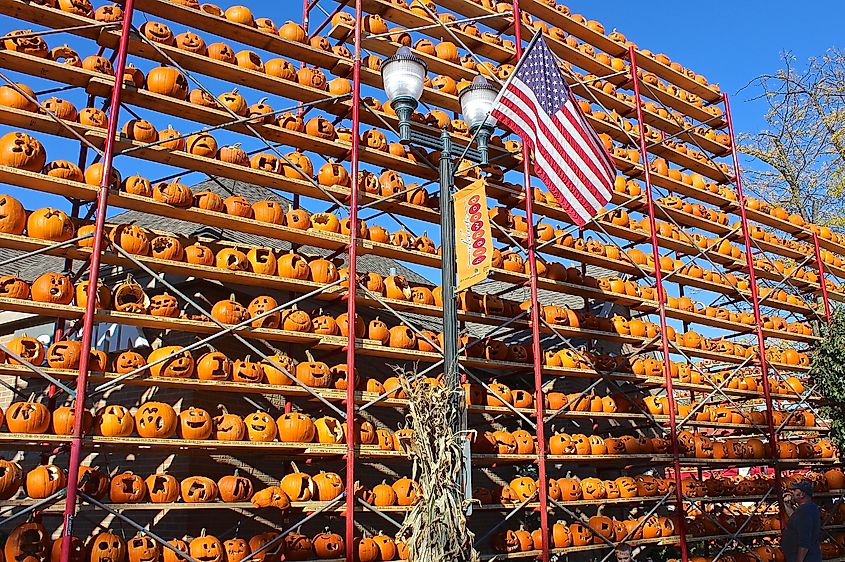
157, 0, 722, 105
491, 513, 676, 553
589, 98, 731, 150
593, 113, 730, 179
4, 187, 820, 332
469, 381, 816, 430
481, 469, 845, 504
0, 399, 420, 450
7, 396, 833, 462
3, 95, 817, 286
4, 335, 812, 407
547, 228, 821, 296
3, 520, 402, 562
11, 12, 839, 257
472, 425, 836, 461
1, 199, 825, 327
1, 334, 813, 428
542, 344, 810, 375
487, 473, 673, 504
645, 399, 816, 428
0, 459, 419, 507
503, 522, 783, 558
0, 133, 828, 308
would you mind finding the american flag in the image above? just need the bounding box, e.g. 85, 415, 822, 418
490, 34, 615, 226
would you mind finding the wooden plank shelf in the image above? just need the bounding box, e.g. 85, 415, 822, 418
98, 27, 466, 117
633, 50, 724, 104
3, 168, 820, 324
516, 0, 628, 59
0, 433, 401, 462
679, 456, 839, 468
0, 498, 412, 513
0, 297, 378, 350
132, 0, 342, 70
331, 0, 517, 64
0, 0, 110, 41
86, 78, 443, 183
8, 228, 819, 340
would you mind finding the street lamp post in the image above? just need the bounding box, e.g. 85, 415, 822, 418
381, 47, 497, 405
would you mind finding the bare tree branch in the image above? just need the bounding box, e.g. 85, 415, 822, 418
739, 49, 845, 225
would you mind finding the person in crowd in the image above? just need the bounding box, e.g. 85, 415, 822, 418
783, 479, 822, 562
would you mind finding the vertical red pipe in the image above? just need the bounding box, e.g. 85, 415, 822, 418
59, 3, 135, 561
509, 5, 549, 561
811, 232, 832, 323
344, 1, 363, 560
301, 0, 310, 35
723, 93, 786, 526
628, 47, 688, 562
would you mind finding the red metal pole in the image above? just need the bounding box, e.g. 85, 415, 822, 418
58, 3, 135, 561
722, 92, 786, 527
510, 4, 549, 560
301, 0, 310, 34
628, 47, 688, 562
344, 1, 363, 559
811, 231, 832, 323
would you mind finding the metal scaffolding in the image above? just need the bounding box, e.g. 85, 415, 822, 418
0, 0, 840, 561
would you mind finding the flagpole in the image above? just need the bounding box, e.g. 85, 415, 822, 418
491, 30, 543, 108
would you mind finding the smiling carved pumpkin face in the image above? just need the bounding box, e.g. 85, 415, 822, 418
189, 537, 223, 562
244, 411, 277, 442
178, 407, 213, 440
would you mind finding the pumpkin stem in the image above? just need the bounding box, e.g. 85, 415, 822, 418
257, 97, 268, 105
290, 460, 300, 473
304, 350, 315, 363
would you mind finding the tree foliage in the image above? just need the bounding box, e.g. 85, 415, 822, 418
810, 307, 845, 451
739, 49, 845, 226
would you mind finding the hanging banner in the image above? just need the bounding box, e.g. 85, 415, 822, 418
454, 180, 494, 292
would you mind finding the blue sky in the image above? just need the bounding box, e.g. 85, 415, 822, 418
561, 0, 842, 134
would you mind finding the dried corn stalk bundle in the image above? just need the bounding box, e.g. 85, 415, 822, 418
397, 370, 478, 562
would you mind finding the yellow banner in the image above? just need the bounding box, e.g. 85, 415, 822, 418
454, 180, 494, 292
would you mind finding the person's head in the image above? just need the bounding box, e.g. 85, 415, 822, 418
790, 480, 814, 504
615, 543, 633, 562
